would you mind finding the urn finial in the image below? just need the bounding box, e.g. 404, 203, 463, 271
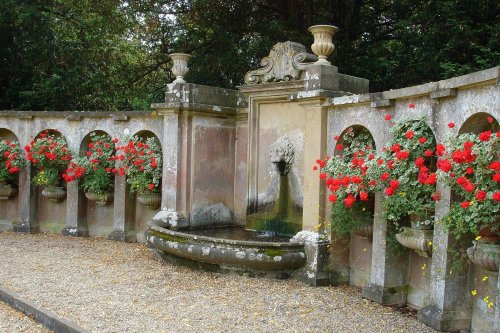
169, 53, 191, 84
308, 25, 339, 65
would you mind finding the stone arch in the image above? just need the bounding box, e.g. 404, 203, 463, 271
335, 124, 377, 155
0, 128, 19, 142
0, 128, 21, 230
79, 130, 115, 156
459, 112, 498, 135
132, 130, 162, 148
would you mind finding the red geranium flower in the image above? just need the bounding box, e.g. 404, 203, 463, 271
448, 122, 455, 128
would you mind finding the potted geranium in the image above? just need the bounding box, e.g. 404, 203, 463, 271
25, 130, 72, 202
372, 117, 438, 257
0, 139, 25, 199
63, 132, 117, 206
115, 135, 162, 209
437, 119, 499, 242
318, 127, 377, 239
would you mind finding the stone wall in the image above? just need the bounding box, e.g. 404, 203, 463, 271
0, 43, 498, 332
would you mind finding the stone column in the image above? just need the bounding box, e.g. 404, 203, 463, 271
295, 64, 339, 286
161, 111, 180, 211
108, 174, 135, 242
495, 268, 500, 333
362, 192, 409, 305
61, 180, 87, 236
418, 184, 473, 331
13, 166, 37, 233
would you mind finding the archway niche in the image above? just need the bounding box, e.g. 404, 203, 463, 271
0, 128, 20, 231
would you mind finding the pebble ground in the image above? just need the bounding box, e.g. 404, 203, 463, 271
0, 232, 438, 333
0, 300, 51, 332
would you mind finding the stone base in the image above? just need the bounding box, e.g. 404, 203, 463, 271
61, 227, 88, 237
293, 269, 332, 286
362, 283, 407, 306
418, 305, 471, 331
13, 222, 32, 233
108, 230, 136, 243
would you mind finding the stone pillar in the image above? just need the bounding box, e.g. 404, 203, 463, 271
495, 268, 500, 333
161, 111, 180, 210
108, 174, 135, 242
418, 184, 473, 331
13, 166, 37, 233
362, 192, 409, 306
61, 180, 87, 236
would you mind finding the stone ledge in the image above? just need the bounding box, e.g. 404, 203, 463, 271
0, 285, 89, 333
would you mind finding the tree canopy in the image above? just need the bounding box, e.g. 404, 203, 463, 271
0, 0, 498, 110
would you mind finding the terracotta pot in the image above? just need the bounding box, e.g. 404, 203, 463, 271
42, 186, 66, 202
137, 192, 161, 209
477, 225, 500, 244
0, 183, 17, 200
85, 191, 114, 206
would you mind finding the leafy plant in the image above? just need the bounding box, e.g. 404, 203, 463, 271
25, 130, 72, 186
316, 127, 377, 238
437, 118, 499, 238
115, 135, 162, 194
64, 132, 117, 195
0, 139, 25, 185
374, 117, 438, 227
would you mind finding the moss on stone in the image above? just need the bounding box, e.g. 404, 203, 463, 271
259, 248, 286, 257
149, 229, 188, 244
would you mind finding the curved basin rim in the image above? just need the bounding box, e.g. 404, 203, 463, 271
148, 221, 304, 248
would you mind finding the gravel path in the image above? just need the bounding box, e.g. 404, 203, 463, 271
0, 300, 51, 332
0, 232, 437, 333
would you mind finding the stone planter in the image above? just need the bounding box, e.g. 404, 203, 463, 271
41, 186, 66, 202
308, 25, 339, 65
354, 223, 373, 238
395, 227, 433, 257
85, 191, 114, 206
170, 53, 191, 84
467, 241, 500, 272
0, 183, 17, 200
137, 192, 161, 209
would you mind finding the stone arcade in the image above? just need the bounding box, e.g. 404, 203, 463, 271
0, 26, 498, 332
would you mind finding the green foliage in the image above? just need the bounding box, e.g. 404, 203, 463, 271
0, 139, 25, 185
33, 169, 60, 187
1, 0, 498, 109
330, 200, 373, 240
437, 124, 500, 238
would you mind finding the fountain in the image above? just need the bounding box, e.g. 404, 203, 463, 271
146, 25, 352, 282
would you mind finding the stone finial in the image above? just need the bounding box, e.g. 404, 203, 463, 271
169, 53, 191, 84
308, 25, 339, 65
244, 42, 317, 85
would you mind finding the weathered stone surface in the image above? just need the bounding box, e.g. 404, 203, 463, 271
244, 42, 317, 84
190, 203, 235, 227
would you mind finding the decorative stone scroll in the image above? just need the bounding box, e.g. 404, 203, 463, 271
244, 42, 318, 85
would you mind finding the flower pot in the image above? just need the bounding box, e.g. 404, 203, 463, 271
137, 192, 161, 209
395, 227, 433, 257
85, 191, 114, 206
42, 186, 66, 202
477, 225, 500, 244
467, 241, 500, 272
0, 183, 17, 200
354, 223, 373, 238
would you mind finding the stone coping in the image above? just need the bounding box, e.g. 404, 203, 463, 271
331, 66, 499, 106
148, 220, 304, 249
0, 285, 89, 333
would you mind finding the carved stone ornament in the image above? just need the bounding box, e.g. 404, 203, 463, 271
269, 136, 295, 176
395, 227, 433, 257
244, 41, 318, 85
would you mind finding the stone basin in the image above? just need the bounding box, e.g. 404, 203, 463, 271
145, 220, 306, 278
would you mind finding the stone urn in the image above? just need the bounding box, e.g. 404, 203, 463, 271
354, 223, 373, 238
467, 241, 500, 272
137, 192, 161, 210
170, 53, 191, 84
85, 191, 114, 206
0, 183, 17, 200
308, 25, 339, 65
395, 227, 433, 257
42, 186, 67, 202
